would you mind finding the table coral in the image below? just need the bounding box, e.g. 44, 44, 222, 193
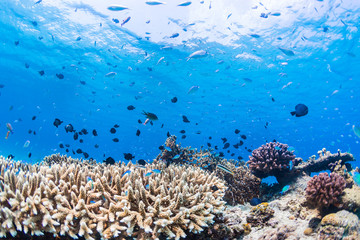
0, 155, 226, 240
247, 142, 295, 181
305, 172, 346, 208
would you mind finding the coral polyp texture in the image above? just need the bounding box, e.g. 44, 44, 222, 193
216, 161, 260, 206
247, 142, 295, 179
305, 172, 346, 208
0, 155, 226, 240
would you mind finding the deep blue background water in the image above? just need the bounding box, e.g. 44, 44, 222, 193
0, 0, 359, 169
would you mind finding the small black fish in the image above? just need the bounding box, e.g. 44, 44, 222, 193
271, 97, 275, 102
247, 149, 252, 152
290, 103, 308, 117
15, 40, 19, 46
28, 153, 32, 158
28, 130, 32, 134
209, 136, 212, 140
92, 129, 98, 136
80, 128, 88, 135
167, 132, 171, 137
138, 119, 142, 124
195, 131, 201, 134
159, 146, 165, 150
227, 150, 230, 153
182, 115, 190, 123
180, 130, 185, 133
239, 140, 244, 146
7, 154, 14, 160
221, 138, 227, 143
114, 124, 120, 128
182, 135, 186, 139
207, 143, 211, 147
219, 152, 224, 157
31, 21, 38, 27
65, 124, 74, 133
83, 152, 89, 158
238, 156, 243, 160
137, 159, 146, 165
161, 124, 164, 128
104, 157, 115, 165
80, 81, 86, 85
136, 129, 141, 136
25, 63, 30, 68
241, 135, 247, 140
32, 116, 36, 120
223, 143, 230, 149
65, 144, 70, 147
112, 138, 119, 142
76, 148, 83, 154
94, 144, 99, 148
78, 132, 83, 136
235, 129, 240, 134
110, 128, 116, 134
233, 144, 239, 149
73, 132, 78, 140
56, 73, 64, 79
79, 139, 83, 143
231, 153, 235, 156
215, 146, 218, 150
38, 70, 45, 76
124, 153, 134, 161
127, 105, 135, 110
59, 143, 64, 148
171, 97, 178, 103
65, 149, 69, 153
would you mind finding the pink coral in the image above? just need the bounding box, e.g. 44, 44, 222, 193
305, 172, 346, 208
247, 142, 295, 179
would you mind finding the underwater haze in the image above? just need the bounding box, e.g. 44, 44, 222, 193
0, 0, 360, 168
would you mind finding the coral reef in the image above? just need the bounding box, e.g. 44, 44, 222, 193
247, 142, 295, 182
0, 155, 226, 240
318, 210, 360, 240
157, 136, 260, 206
305, 172, 346, 208
216, 160, 261, 206
258, 225, 297, 240
328, 159, 354, 188
246, 202, 274, 227
340, 184, 360, 213
43, 154, 96, 166
276, 148, 355, 184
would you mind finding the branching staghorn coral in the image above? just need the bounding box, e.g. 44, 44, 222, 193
0, 155, 226, 240
215, 161, 260, 206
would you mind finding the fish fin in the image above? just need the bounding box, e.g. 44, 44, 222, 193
290, 111, 296, 116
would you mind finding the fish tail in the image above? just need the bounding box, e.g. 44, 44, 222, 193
290, 111, 296, 116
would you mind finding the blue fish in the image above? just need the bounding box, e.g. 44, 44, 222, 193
152, 169, 161, 174
173, 154, 180, 159
353, 172, 360, 186
144, 172, 153, 177
90, 200, 96, 204
87, 176, 92, 182
122, 170, 131, 176
145, 184, 149, 190
280, 185, 290, 194
164, 147, 172, 151
250, 198, 262, 206
289, 161, 293, 170
290, 104, 308, 117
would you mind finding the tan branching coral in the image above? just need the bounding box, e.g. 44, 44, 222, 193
216, 161, 260, 205
0, 155, 226, 240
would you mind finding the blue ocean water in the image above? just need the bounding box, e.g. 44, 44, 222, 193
0, 0, 359, 169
